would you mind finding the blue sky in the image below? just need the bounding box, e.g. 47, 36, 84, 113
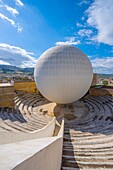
0, 0, 113, 74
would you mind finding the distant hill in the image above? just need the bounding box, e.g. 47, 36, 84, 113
0, 65, 18, 70
0, 65, 113, 78
97, 74, 113, 78
0, 65, 34, 74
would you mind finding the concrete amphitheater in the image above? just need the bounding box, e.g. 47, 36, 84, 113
0, 46, 113, 170
1, 84, 113, 170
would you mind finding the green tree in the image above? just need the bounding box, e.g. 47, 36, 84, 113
102, 80, 108, 86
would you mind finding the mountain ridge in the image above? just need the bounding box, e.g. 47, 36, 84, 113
0, 65, 113, 78
0, 64, 34, 72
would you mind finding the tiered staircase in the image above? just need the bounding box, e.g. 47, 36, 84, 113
62, 96, 113, 170
0, 92, 52, 133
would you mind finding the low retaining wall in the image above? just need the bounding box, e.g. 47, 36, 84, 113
14, 119, 64, 170
14, 81, 38, 93
0, 119, 64, 170
0, 117, 56, 144
0, 83, 14, 108
89, 87, 113, 96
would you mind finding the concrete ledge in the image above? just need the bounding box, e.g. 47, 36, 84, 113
0, 137, 62, 170
14, 81, 38, 93
0, 134, 63, 170
89, 87, 113, 96
58, 118, 64, 136
0, 117, 56, 144
0, 119, 64, 170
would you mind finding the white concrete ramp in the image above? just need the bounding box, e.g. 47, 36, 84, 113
0, 136, 62, 170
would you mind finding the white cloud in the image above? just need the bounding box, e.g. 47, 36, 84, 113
17, 26, 22, 32
78, 29, 93, 37
79, 0, 90, 6
56, 37, 80, 46
0, 0, 19, 16
91, 57, 113, 74
0, 1, 22, 32
93, 66, 113, 74
0, 43, 37, 67
76, 22, 83, 27
5, 5, 19, 16
0, 13, 15, 25
17, 23, 23, 32
81, 16, 85, 21
0, 60, 10, 65
86, 0, 113, 45
91, 57, 113, 68
0, 13, 23, 32
16, 0, 24, 7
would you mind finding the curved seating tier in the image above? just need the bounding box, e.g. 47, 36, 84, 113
0, 92, 53, 133
62, 96, 113, 170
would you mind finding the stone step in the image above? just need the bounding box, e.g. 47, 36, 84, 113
62, 166, 113, 170
62, 159, 113, 169
62, 167, 79, 170
63, 134, 113, 142
64, 134, 105, 140
62, 154, 113, 161
63, 139, 113, 149
63, 149, 113, 156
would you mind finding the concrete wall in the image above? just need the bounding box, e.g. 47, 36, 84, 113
14, 81, 38, 93
0, 117, 56, 144
13, 119, 64, 170
89, 87, 113, 96
91, 73, 97, 86
14, 137, 63, 170
0, 84, 14, 108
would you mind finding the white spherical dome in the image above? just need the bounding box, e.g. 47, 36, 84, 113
34, 45, 93, 104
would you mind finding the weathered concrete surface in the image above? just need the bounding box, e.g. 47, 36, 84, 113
53, 100, 88, 123
0, 83, 14, 108
89, 87, 113, 96
0, 117, 56, 144
34, 102, 56, 117
91, 73, 97, 86
0, 136, 63, 170
0, 137, 58, 170
14, 81, 38, 93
